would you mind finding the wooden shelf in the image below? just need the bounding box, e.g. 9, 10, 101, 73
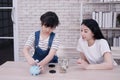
83, 2, 120, 4
101, 28, 120, 30
111, 47, 120, 50
111, 47, 120, 59
57, 47, 120, 59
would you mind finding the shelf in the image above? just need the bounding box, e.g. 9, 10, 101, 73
111, 47, 120, 59
83, 1, 120, 4
57, 47, 120, 59
111, 47, 120, 50
101, 28, 120, 30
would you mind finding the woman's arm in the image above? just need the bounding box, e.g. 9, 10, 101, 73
86, 52, 113, 70
79, 52, 113, 70
77, 52, 89, 64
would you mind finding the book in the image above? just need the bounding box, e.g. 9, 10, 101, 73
113, 12, 117, 28
116, 12, 120, 27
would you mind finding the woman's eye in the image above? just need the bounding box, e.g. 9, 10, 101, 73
84, 30, 88, 33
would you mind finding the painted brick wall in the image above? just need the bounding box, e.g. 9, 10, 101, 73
17, 0, 88, 61
17, 0, 120, 61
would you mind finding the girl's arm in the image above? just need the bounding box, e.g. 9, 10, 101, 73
37, 48, 57, 67
23, 46, 36, 65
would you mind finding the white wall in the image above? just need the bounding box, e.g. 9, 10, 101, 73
17, 0, 120, 61
17, 0, 87, 61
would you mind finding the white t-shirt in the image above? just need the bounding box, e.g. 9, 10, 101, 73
77, 37, 117, 65
25, 31, 60, 50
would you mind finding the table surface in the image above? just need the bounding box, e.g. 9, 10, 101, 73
0, 61, 120, 80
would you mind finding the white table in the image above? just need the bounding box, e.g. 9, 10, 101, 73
0, 61, 120, 80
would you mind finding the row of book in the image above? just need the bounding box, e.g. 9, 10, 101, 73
92, 11, 120, 28
113, 36, 120, 47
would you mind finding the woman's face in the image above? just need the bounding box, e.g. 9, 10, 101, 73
42, 25, 55, 34
80, 24, 94, 41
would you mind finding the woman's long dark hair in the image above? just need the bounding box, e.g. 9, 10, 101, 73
81, 19, 111, 49
81, 19, 105, 39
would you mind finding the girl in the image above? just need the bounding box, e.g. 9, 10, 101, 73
23, 11, 60, 70
77, 19, 117, 70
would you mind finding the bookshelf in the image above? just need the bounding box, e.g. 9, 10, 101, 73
80, 1, 120, 48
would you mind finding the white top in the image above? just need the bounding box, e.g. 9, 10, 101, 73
77, 37, 117, 65
25, 31, 60, 50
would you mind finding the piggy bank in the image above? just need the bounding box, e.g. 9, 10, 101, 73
30, 65, 41, 76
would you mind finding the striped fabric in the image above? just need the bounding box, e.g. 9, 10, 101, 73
25, 32, 60, 50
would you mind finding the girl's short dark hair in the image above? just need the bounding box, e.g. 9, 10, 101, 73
81, 19, 105, 39
40, 11, 59, 28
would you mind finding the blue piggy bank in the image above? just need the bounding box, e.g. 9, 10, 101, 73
30, 65, 41, 76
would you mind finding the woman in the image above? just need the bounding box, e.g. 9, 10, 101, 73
77, 19, 117, 70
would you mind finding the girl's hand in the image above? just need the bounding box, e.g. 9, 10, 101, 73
27, 58, 36, 66
77, 58, 89, 69
37, 62, 45, 72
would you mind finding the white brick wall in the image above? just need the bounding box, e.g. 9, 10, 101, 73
17, 0, 120, 61
18, 0, 88, 61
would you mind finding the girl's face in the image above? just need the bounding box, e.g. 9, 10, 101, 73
42, 25, 55, 34
80, 24, 94, 41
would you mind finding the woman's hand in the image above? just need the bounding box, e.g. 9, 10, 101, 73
77, 58, 89, 69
